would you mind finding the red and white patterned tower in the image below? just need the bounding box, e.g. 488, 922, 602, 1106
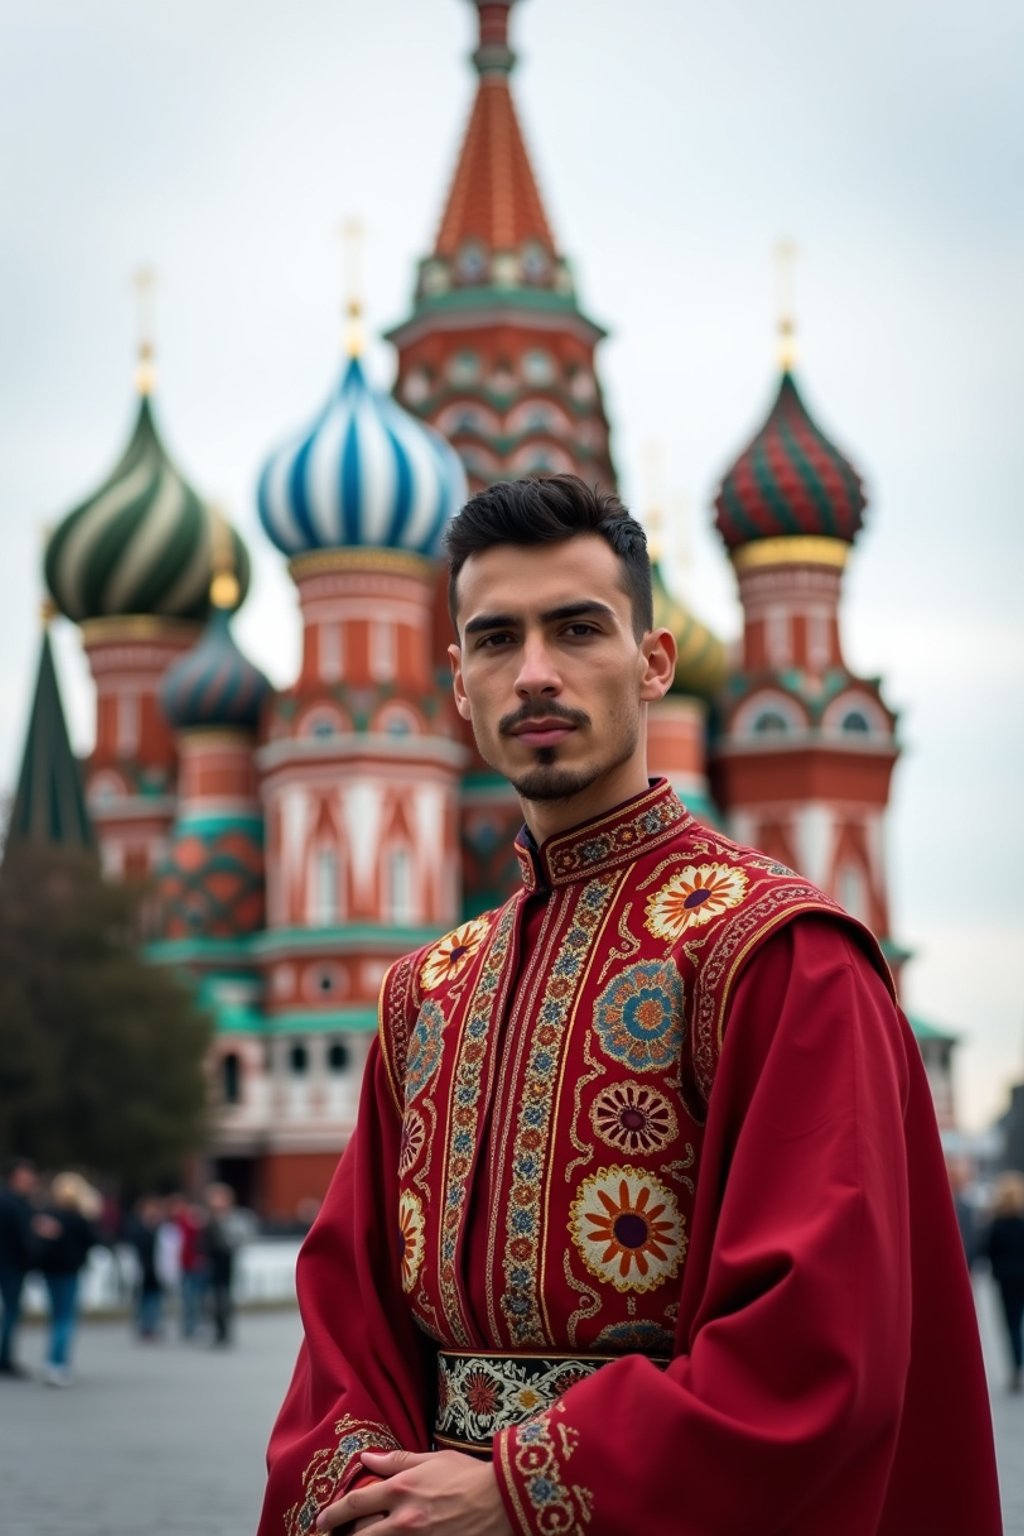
710, 326, 904, 983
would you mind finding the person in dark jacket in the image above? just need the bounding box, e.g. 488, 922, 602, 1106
123, 1195, 167, 1340
980, 1170, 1024, 1393
0, 1157, 40, 1379
35, 1171, 101, 1386
200, 1183, 244, 1346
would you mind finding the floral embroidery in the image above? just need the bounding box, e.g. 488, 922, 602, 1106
419, 916, 491, 992
644, 862, 749, 940
436, 1351, 604, 1448
590, 1080, 678, 1155
544, 789, 688, 886
501, 874, 622, 1345
438, 899, 519, 1346
398, 1109, 426, 1176
592, 960, 684, 1073
405, 1000, 446, 1104
593, 1317, 675, 1353
569, 1166, 685, 1293
499, 1407, 592, 1535
284, 1414, 402, 1536
398, 1189, 425, 1292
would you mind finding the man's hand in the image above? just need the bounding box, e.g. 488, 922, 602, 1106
315, 1449, 513, 1535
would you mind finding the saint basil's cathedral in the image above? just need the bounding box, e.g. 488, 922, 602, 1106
11, 0, 956, 1217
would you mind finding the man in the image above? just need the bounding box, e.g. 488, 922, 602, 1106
201, 1182, 244, 1347
0, 1156, 40, 1379
260, 476, 1000, 1535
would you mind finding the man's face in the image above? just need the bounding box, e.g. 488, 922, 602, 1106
449, 535, 675, 809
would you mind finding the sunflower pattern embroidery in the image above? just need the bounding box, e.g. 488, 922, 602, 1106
569, 1166, 685, 1293
419, 917, 491, 992
399, 1109, 426, 1175
405, 1001, 446, 1103
590, 1080, 679, 1156
593, 960, 684, 1073
644, 862, 749, 941
397, 1189, 425, 1293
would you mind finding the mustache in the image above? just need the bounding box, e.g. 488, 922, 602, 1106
498, 703, 591, 736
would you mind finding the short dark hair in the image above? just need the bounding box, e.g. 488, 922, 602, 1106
445, 475, 653, 640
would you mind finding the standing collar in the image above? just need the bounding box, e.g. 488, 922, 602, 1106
513, 779, 691, 893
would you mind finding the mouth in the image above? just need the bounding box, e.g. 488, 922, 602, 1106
510, 720, 577, 748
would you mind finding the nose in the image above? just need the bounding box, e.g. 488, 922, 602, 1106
514, 632, 561, 700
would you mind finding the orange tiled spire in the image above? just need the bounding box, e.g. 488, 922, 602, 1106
434, 1, 556, 262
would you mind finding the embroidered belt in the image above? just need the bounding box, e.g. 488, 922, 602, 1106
434, 1348, 667, 1453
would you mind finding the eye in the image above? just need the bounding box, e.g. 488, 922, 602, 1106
475, 631, 516, 650
562, 622, 601, 638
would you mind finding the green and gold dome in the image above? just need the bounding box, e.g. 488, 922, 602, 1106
44, 382, 250, 625
650, 562, 727, 701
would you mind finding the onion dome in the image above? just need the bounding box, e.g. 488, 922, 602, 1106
257, 352, 467, 560
44, 393, 251, 623
713, 371, 866, 552
161, 577, 270, 732
651, 562, 728, 700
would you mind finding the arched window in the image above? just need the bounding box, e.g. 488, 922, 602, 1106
521, 241, 551, 282
389, 847, 415, 926
289, 1042, 309, 1076
753, 710, 790, 735
222, 1053, 241, 1105
370, 621, 396, 682
327, 1041, 350, 1074
319, 623, 343, 682
842, 710, 872, 734
456, 242, 487, 282
447, 350, 481, 386
311, 847, 338, 924
522, 349, 555, 385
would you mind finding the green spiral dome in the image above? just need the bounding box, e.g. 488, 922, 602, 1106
651, 562, 728, 700
44, 393, 250, 623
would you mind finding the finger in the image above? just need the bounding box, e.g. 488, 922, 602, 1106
360, 1449, 431, 1475
315, 1481, 390, 1532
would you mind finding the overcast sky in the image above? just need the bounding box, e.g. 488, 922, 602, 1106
1, 0, 1022, 1130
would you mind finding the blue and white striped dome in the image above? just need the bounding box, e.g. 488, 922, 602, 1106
257, 354, 467, 559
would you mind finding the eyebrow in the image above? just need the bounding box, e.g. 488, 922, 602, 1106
463, 600, 618, 637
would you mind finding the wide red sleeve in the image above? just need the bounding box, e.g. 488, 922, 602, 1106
493, 918, 923, 1536
258, 1037, 432, 1536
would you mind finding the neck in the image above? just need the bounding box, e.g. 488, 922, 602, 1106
518, 757, 653, 844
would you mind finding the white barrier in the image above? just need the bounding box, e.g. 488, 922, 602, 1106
21, 1238, 302, 1316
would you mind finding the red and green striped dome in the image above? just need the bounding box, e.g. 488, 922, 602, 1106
713, 371, 866, 551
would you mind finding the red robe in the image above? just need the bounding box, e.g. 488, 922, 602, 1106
260, 781, 1000, 1536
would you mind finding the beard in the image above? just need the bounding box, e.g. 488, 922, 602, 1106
509, 750, 602, 803
493, 717, 641, 805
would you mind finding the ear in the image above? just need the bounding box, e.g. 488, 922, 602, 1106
639, 627, 677, 702
449, 642, 472, 721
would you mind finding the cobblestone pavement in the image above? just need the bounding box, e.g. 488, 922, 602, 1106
0, 1289, 1020, 1535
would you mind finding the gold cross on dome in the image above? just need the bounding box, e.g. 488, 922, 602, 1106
132, 265, 157, 394
775, 238, 798, 371
338, 216, 366, 356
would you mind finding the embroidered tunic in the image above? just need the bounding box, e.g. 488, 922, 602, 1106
260, 781, 1000, 1536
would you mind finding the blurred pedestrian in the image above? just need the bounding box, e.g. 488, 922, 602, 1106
200, 1183, 243, 1346
979, 1171, 1024, 1393
124, 1195, 166, 1340
166, 1193, 207, 1339
35, 1171, 102, 1386
0, 1156, 40, 1380
947, 1156, 978, 1266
